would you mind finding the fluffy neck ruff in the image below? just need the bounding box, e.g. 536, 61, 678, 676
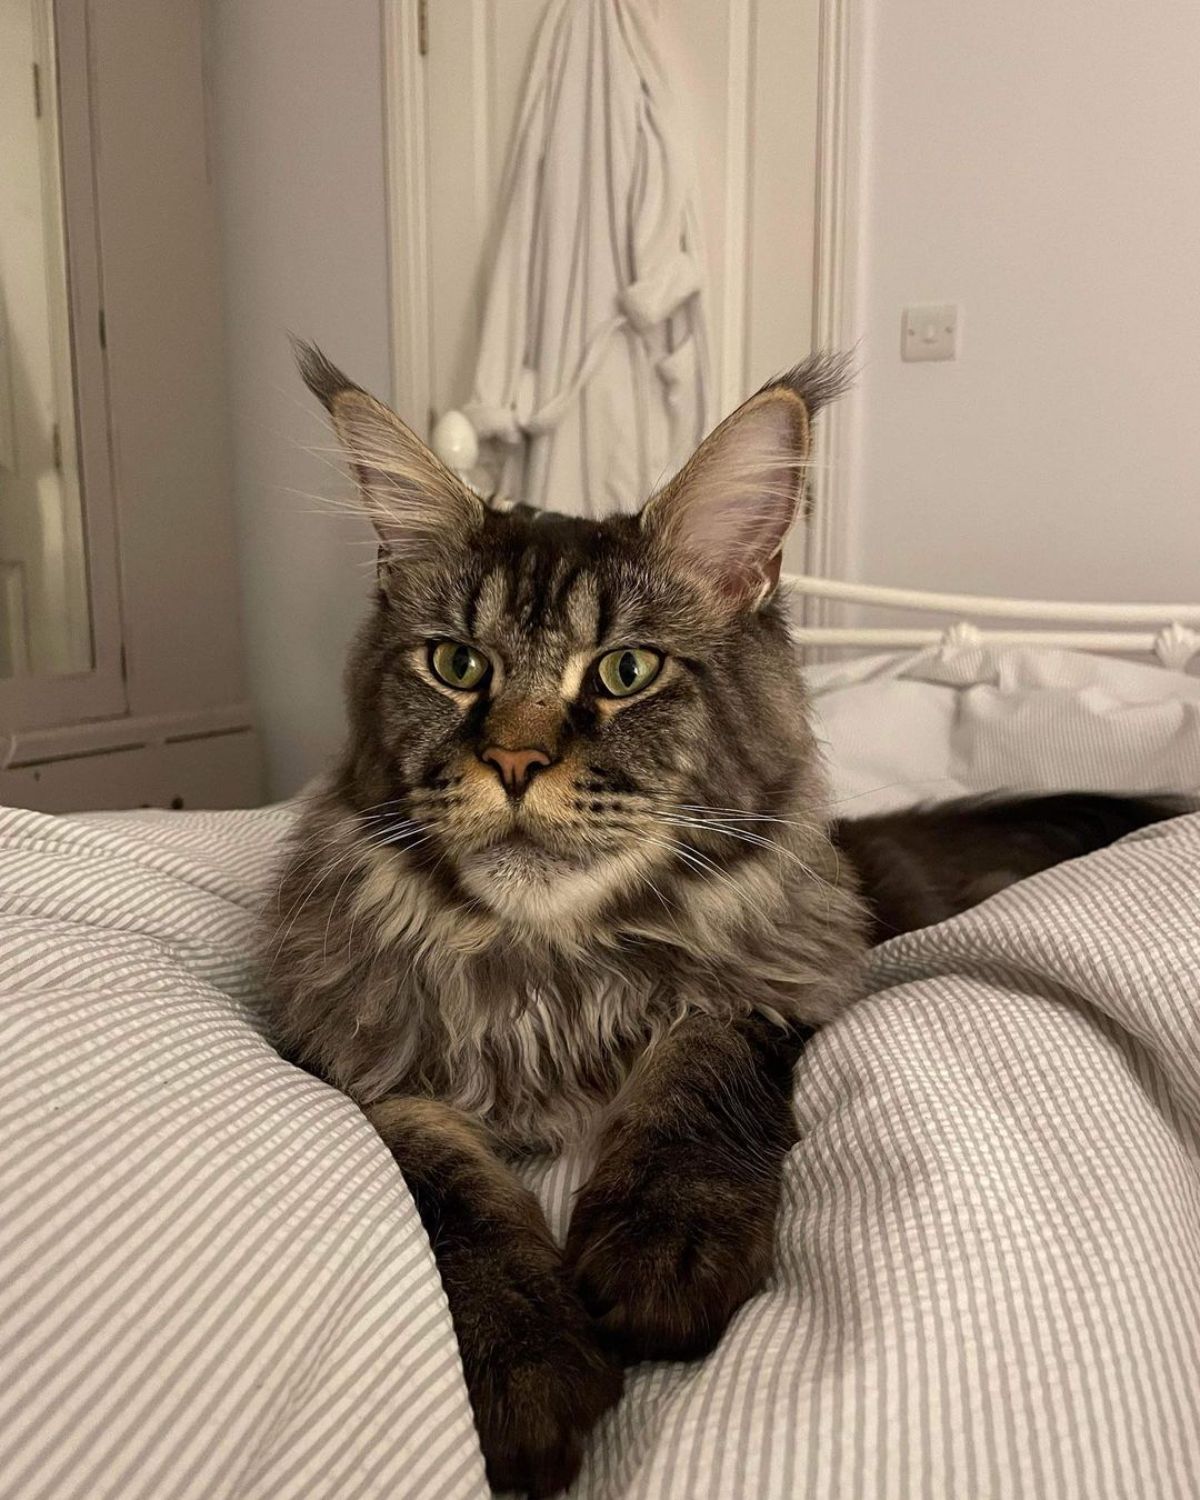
265, 786, 864, 1152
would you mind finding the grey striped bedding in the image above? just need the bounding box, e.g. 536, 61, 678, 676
3, 796, 1200, 1499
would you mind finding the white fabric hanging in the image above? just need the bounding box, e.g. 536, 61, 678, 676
464, 0, 712, 516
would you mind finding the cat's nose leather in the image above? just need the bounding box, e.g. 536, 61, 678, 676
481, 746, 552, 796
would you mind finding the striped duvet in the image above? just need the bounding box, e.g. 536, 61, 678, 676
2, 799, 1199, 1499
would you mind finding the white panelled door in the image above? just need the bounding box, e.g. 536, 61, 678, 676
387, 0, 824, 565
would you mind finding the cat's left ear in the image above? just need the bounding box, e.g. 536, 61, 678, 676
640, 356, 849, 609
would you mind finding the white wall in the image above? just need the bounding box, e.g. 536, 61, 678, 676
212, 0, 1200, 797
208, 0, 389, 799
846, 0, 1200, 610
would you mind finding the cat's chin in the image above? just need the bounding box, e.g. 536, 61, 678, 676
457, 835, 626, 930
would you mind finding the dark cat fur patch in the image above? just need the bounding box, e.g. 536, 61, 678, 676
834, 792, 1186, 944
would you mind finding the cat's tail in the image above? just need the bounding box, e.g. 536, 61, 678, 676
833, 791, 1191, 944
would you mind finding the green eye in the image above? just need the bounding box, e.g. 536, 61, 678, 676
596, 648, 663, 698
430, 640, 490, 690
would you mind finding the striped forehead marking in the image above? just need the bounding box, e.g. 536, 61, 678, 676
469, 555, 604, 647
468, 567, 511, 639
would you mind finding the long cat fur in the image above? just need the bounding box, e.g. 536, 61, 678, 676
267, 349, 868, 1151
263, 346, 1176, 1495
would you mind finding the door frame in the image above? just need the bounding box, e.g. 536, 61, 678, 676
382, 0, 433, 438
806, 0, 864, 621
379, 0, 862, 594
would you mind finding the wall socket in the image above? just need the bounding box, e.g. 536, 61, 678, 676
902, 304, 959, 362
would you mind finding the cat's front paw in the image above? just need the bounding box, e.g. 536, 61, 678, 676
466, 1267, 623, 1497
564, 1149, 781, 1363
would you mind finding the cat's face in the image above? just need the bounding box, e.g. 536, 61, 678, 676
349, 507, 803, 929
301, 345, 841, 935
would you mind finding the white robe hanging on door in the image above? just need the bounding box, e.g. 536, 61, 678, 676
464, 0, 712, 516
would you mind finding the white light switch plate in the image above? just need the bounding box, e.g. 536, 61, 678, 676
902, 303, 959, 362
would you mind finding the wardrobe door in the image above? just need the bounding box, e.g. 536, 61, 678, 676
0, 0, 126, 730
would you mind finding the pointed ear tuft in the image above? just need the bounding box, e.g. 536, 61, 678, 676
294, 338, 360, 411
295, 339, 483, 558
757, 349, 856, 418
640, 377, 823, 608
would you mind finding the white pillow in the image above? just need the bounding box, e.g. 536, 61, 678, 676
804, 645, 1200, 817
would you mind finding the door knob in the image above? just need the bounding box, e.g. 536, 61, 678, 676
430, 409, 479, 477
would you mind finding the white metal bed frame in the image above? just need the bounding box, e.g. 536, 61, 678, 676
780, 573, 1200, 669
783, 574, 1200, 671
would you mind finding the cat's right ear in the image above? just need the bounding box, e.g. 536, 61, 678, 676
296, 340, 483, 558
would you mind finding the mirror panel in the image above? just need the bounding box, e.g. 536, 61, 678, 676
0, 0, 91, 678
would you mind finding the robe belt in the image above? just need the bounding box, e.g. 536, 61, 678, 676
467, 250, 702, 443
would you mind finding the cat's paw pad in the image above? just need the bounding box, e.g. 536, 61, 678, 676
564, 1167, 777, 1363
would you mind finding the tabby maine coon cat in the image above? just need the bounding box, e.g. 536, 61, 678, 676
265, 347, 1174, 1496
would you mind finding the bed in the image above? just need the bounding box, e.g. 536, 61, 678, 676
3, 637, 1200, 1499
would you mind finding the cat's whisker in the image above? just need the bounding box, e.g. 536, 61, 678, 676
657, 801, 828, 846
669, 802, 823, 834
637, 869, 677, 919
659, 814, 810, 863
323, 860, 364, 965
358, 814, 424, 834
650, 813, 839, 915
360, 821, 440, 856
619, 840, 683, 920
341, 826, 442, 961
337, 826, 447, 963
267, 841, 366, 974
828, 777, 954, 807
648, 830, 744, 899
274, 814, 444, 975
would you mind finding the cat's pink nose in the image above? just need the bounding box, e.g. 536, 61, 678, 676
481, 746, 552, 796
